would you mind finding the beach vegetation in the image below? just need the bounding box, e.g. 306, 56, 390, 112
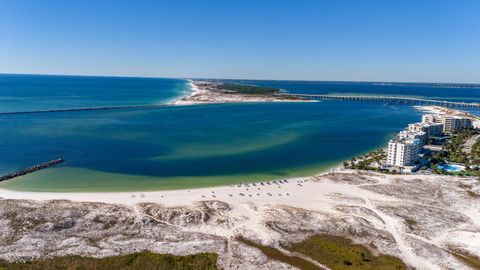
215, 83, 280, 95
207, 82, 305, 100
236, 236, 320, 270
404, 217, 418, 230
0, 252, 219, 270
285, 234, 407, 270
467, 190, 480, 198
471, 136, 480, 165
343, 149, 393, 173
237, 234, 406, 270
448, 249, 480, 269
441, 128, 475, 163
429, 128, 480, 176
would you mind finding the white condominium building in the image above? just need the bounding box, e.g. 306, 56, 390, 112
422, 114, 472, 134
422, 114, 442, 124
387, 138, 421, 167
398, 130, 427, 145
408, 122, 444, 138
442, 116, 472, 134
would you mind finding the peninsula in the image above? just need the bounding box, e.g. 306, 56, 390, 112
172, 80, 310, 105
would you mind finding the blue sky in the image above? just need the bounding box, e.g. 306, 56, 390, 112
1, 0, 479, 83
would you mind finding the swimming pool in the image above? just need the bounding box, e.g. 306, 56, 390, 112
437, 163, 465, 172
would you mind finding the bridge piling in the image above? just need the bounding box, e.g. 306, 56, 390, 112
280, 94, 480, 109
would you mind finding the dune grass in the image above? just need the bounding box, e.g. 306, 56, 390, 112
285, 234, 406, 270
448, 249, 480, 269
0, 252, 218, 270
236, 236, 321, 270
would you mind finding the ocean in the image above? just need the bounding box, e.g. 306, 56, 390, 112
1, 74, 478, 192
0, 74, 187, 113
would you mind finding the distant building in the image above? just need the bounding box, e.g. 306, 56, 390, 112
428, 123, 446, 137
386, 113, 473, 170
422, 114, 442, 124
408, 122, 444, 138
442, 116, 472, 134
422, 114, 472, 134
387, 137, 421, 167
398, 129, 427, 145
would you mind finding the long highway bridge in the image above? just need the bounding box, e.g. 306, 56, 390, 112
280, 93, 480, 109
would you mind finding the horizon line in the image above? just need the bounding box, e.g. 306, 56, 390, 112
1, 72, 479, 86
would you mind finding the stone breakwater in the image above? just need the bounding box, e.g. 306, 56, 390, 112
0, 159, 64, 182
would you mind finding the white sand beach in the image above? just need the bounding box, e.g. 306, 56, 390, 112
1, 170, 479, 269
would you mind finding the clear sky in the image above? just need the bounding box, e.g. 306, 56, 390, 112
1, 0, 479, 83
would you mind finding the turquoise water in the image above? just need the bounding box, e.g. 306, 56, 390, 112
1, 74, 477, 192
437, 164, 465, 172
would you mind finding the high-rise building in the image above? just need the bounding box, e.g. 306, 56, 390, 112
399, 129, 427, 145
442, 116, 472, 134
408, 122, 444, 138
422, 114, 472, 134
387, 137, 421, 167
422, 114, 442, 124
387, 113, 473, 169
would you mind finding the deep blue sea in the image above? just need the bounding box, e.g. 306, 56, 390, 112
0, 74, 479, 191
0, 74, 187, 113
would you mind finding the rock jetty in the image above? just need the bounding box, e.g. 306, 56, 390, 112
0, 159, 64, 181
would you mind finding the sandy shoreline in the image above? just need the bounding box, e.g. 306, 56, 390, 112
0, 171, 333, 206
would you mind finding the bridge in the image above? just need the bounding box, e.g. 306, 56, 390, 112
280, 93, 480, 109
